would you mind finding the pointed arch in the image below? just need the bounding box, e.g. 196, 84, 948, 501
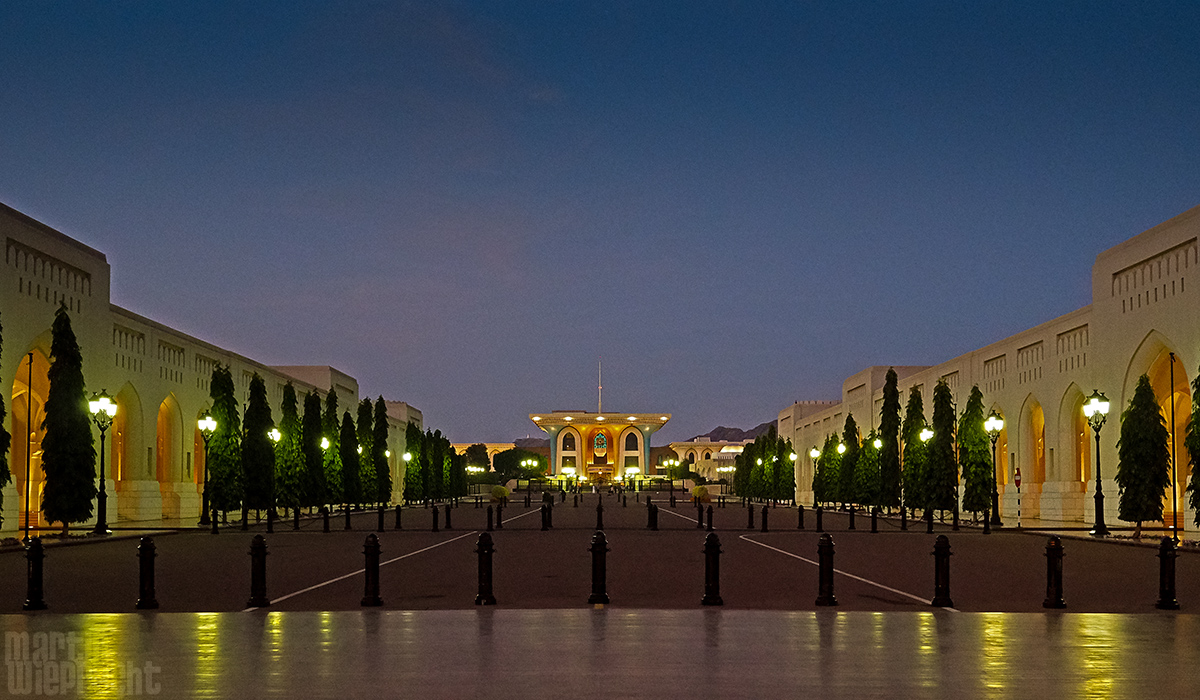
155, 393, 183, 483
1057, 383, 1088, 484
1017, 393, 1046, 486
113, 383, 143, 483
10, 349, 50, 529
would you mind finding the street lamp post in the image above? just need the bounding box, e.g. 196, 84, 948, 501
1083, 390, 1111, 538
197, 412, 217, 527
88, 390, 118, 536
268, 428, 281, 533
984, 410, 1004, 527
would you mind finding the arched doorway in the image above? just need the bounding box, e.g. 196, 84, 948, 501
10, 351, 49, 530
1146, 350, 1191, 533
1018, 395, 1046, 518
156, 395, 183, 518
1055, 385, 1089, 520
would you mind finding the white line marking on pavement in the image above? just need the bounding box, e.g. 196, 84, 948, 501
244, 505, 543, 611
739, 535, 959, 612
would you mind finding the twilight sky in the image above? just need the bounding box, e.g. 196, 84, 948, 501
2, 2, 1199, 444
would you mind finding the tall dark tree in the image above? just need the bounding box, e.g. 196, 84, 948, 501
372, 398, 392, 505
447, 445, 467, 497
322, 389, 343, 503
840, 414, 861, 506
492, 447, 544, 484
901, 386, 928, 513
356, 399, 377, 504
878, 368, 903, 509
852, 431, 881, 507
404, 422, 424, 502
927, 380, 959, 513
300, 390, 326, 507
429, 429, 445, 499
339, 411, 361, 506
241, 373, 274, 511
1186, 369, 1200, 527
1116, 374, 1171, 536
39, 304, 96, 531
958, 386, 992, 516
0, 313, 12, 516
207, 365, 243, 514
465, 443, 490, 471
813, 434, 840, 506
274, 383, 305, 514
778, 438, 796, 502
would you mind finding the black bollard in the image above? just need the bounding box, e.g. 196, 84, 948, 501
547, 502, 553, 528
670, 494, 676, 508
650, 503, 659, 531
24, 537, 47, 611
747, 504, 755, 530
377, 506, 385, 533
345, 505, 352, 531
541, 504, 549, 531
444, 504, 453, 530
476, 533, 497, 606
706, 505, 714, 532
322, 507, 330, 533
395, 505, 403, 531
931, 535, 954, 607
361, 534, 383, 607
561, 491, 566, 503
701, 532, 724, 606
646, 501, 655, 529
496, 504, 504, 530
797, 504, 805, 530
1156, 537, 1180, 610
982, 506, 991, 535
623, 494, 627, 508
592, 502, 602, 530
293, 507, 300, 531
486, 505, 494, 532
926, 509, 934, 534
136, 537, 159, 610
871, 507, 878, 534
574, 494, 578, 508
241, 506, 249, 531
1043, 536, 1066, 609
848, 506, 856, 530
432, 505, 440, 533
952, 507, 959, 531
815, 533, 838, 606
267, 508, 275, 534
211, 505, 219, 535
816, 505, 824, 533
525, 493, 531, 508
901, 507, 907, 531
697, 504, 704, 529
588, 531, 610, 605
247, 535, 270, 608
761, 505, 769, 533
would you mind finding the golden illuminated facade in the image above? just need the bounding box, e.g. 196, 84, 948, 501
530, 412, 670, 483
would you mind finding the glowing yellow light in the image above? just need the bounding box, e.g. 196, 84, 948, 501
920, 428, 934, 442
533, 416, 541, 421
628, 416, 636, 421
810, 447, 820, 459
837, 443, 846, 454
402, 452, 412, 461
268, 428, 281, 442
873, 439, 882, 449
320, 437, 330, 450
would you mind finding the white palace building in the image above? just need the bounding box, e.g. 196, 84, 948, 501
780, 204, 1200, 531
1, 202, 421, 533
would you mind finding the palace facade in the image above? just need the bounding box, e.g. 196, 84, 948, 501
1, 202, 421, 533
530, 411, 670, 483
780, 204, 1200, 530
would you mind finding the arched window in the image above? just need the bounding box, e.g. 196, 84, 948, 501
686, 451, 695, 463
562, 433, 576, 451
624, 433, 638, 451
703, 452, 711, 460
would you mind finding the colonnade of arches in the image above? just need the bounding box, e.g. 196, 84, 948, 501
8, 348, 203, 527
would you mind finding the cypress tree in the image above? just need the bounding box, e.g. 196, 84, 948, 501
958, 386, 992, 516
404, 422, 424, 502
0, 313, 12, 516
356, 399, 376, 504
853, 431, 881, 507
901, 386, 928, 513
322, 389, 343, 504
300, 390, 326, 507
242, 373, 274, 511
1116, 374, 1171, 535
39, 304, 96, 531
420, 429, 435, 500
733, 451, 749, 496
779, 438, 796, 502
373, 398, 392, 505
1186, 369, 1200, 527
928, 380, 959, 513
274, 383, 304, 514
429, 429, 445, 499
339, 411, 361, 506
840, 414, 860, 506
207, 365, 243, 515
748, 438, 767, 500
878, 368, 903, 509
816, 434, 841, 506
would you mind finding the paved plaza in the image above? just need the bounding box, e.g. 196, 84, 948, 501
1, 493, 1197, 698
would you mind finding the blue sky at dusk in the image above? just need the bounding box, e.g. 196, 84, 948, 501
2, 2, 1199, 443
